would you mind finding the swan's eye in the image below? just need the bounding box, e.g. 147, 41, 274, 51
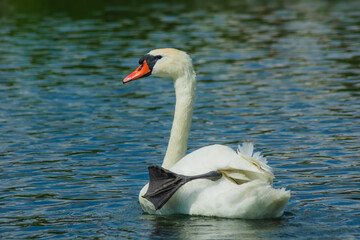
137, 54, 163, 72
139, 55, 162, 65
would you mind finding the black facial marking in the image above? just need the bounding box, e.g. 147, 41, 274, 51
138, 54, 163, 73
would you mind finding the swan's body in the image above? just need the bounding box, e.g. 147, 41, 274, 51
124, 48, 290, 219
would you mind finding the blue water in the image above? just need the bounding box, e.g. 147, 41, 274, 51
0, 0, 359, 239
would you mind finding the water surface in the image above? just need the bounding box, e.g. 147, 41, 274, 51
0, 0, 359, 239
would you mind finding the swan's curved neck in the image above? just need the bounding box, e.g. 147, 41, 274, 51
162, 70, 196, 169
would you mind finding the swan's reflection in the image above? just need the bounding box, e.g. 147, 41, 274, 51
141, 213, 288, 240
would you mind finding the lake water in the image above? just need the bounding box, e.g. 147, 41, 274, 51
0, 0, 359, 239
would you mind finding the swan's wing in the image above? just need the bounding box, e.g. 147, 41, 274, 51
236, 142, 272, 175
171, 143, 274, 184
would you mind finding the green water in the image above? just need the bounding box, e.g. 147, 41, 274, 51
0, 0, 359, 239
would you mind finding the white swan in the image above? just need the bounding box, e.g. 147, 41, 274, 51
123, 48, 290, 219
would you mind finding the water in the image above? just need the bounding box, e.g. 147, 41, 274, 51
0, 0, 359, 239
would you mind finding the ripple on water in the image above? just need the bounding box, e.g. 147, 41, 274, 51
0, 0, 359, 239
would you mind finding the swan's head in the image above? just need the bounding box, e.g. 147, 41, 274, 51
123, 48, 194, 83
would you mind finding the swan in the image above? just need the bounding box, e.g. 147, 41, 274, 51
123, 48, 290, 219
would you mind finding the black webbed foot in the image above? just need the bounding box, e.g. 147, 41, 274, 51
142, 165, 222, 210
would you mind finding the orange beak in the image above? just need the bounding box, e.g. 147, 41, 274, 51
123, 60, 151, 84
